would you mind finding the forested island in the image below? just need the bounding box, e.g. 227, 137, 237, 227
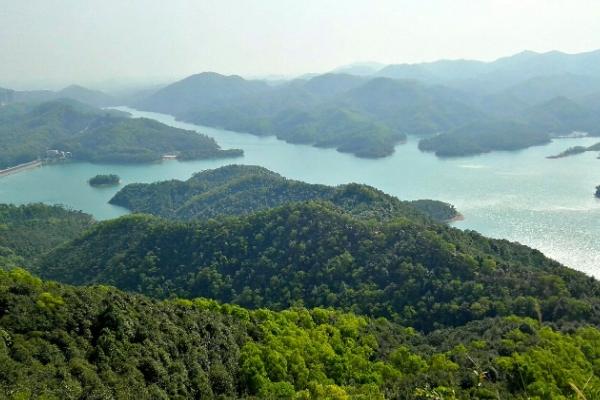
0, 99, 242, 169
88, 174, 120, 187
109, 165, 460, 223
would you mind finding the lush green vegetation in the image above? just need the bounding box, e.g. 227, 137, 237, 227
109, 165, 458, 223
2, 267, 600, 399
518, 96, 600, 137
418, 120, 551, 157
0, 204, 94, 267
0, 99, 242, 169
267, 107, 403, 158
408, 199, 461, 222
186, 101, 405, 159
38, 200, 600, 332
88, 174, 120, 187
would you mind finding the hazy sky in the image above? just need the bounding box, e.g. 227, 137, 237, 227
1, 0, 600, 89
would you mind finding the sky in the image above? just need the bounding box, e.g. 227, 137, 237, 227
1, 0, 600, 90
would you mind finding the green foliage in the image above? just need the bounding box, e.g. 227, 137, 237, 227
38, 200, 600, 332
88, 174, 120, 187
0, 99, 242, 169
408, 199, 460, 222
418, 120, 551, 157
109, 165, 458, 223
0, 204, 94, 267
2, 269, 600, 398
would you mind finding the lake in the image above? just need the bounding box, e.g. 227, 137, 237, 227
2, 106, 600, 276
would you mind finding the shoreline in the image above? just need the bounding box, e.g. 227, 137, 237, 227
0, 160, 42, 178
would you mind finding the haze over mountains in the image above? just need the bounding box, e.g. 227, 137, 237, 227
126, 49, 600, 158
2, 49, 600, 160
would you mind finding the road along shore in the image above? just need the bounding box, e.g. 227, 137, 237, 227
0, 160, 42, 177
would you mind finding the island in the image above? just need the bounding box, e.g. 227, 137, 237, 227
88, 174, 120, 187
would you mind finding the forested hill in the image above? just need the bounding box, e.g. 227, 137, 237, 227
38, 201, 600, 332
4, 267, 600, 398
109, 165, 459, 223
0, 99, 242, 168
0, 204, 94, 268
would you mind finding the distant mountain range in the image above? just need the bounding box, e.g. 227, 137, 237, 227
0, 84, 117, 107
4, 49, 600, 159
377, 49, 600, 91
133, 49, 600, 158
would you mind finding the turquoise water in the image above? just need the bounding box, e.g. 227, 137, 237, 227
2, 106, 600, 276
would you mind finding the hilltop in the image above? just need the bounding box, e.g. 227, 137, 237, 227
38, 200, 599, 332
109, 165, 459, 223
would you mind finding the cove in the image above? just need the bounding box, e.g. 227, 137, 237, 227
2, 106, 600, 276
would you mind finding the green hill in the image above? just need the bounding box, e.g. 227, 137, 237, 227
180, 77, 408, 158
141, 73, 492, 158
56, 85, 116, 107
136, 72, 271, 116
339, 78, 484, 135
38, 201, 600, 332
109, 165, 458, 223
0, 99, 242, 168
418, 120, 551, 157
0, 204, 94, 268
519, 96, 600, 136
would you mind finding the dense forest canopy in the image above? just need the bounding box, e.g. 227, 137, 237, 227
0, 204, 94, 268
38, 200, 600, 332
0, 99, 242, 169
3, 268, 600, 399
109, 165, 459, 223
